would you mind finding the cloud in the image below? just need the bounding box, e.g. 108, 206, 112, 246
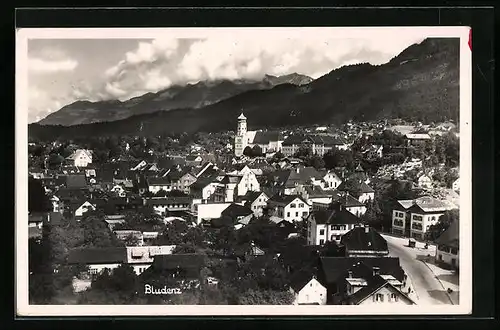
28, 58, 78, 73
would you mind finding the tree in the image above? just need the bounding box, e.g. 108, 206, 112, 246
238, 289, 294, 305
294, 146, 312, 160
243, 146, 254, 157
252, 145, 263, 157
426, 209, 459, 242
81, 212, 124, 248
305, 155, 325, 170
124, 233, 140, 246
323, 149, 355, 170
272, 151, 285, 161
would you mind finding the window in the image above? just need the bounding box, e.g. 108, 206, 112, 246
336, 235, 341, 240
450, 248, 458, 255
287, 212, 290, 218
340, 225, 346, 230
412, 215, 423, 221
299, 203, 305, 208
374, 293, 384, 302
320, 229, 325, 235
295, 212, 299, 217
290, 203, 296, 208
431, 216, 436, 221
412, 222, 423, 230
390, 293, 398, 302
319, 239, 324, 245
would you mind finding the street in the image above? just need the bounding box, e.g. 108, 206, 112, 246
382, 234, 457, 305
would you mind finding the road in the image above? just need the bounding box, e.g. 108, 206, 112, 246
382, 234, 454, 305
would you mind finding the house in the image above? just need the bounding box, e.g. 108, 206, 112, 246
289, 270, 327, 305
296, 185, 333, 206
220, 203, 253, 223
125, 245, 176, 275
267, 194, 310, 223
435, 220, 459, 269
28, 212, 47, 229
65, 149, 93, 168
147, 177, 173, 194
104, 214, 126, 230
363, 145, 384, 159
233, 113, 284, 156
50, 195, 62, 213
74, 201, 96, 218
317, 256, 405, 304
267, 166, 323, 196
336, 178, 375, 204
147, 197, 192, 216
452, 178, 459, 192
342, 266, 414, 305
166, 170, 197, 193
84, 168, 97, 178
319, 170, 343, 190
243, 191, 270, 217
331, 192, 368, 217
417, 174, 433, 189
391, 196, 456, 239
307, 207, 364, 246
233, 165, 260, 196
190, 174, 224, 202
340, 225, 389, 257
67, 247, 127, 276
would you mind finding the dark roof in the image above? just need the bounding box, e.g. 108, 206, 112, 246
282, 134, 346, 146
252, 131, 284, 144
148, 177, 172, 185
337, 179, 375, 195
66, 175, 87, 189
340, 227, 389, 253
435, 220, 459, 248
67, 247, 127, 264
151, 254, 207, 270
319, 256, 404, 284
332, 193, 366, 208
290, 269, 317, 292
346, 274, 389, 304
186, 155, 202, 161
221, 203, 253, 218
268, 194, 307, 206
310, 209, 362, 225
243, 191, 266, 204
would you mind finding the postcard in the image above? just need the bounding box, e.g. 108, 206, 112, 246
16, 26, 472, 316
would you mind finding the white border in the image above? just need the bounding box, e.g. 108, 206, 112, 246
16, 26, 472, 316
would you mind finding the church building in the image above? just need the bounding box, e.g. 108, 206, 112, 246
234, 113, 284, 157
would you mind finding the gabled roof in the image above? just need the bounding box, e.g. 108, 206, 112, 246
345, 272, 415, 305
310, 208, 362, 225
319, 256, 404, 284
337, 179, 374, 195
435, 220, 459, 248
221, 203, 253, 218
244, 191, 269, 205
67, 247, 128, 264
340, 226, 388, 253
147, 177, 172, 186
251, 131, 284, 144
290, 269, 319, 292
268, 194, 307, 206
332, 192, 366, 208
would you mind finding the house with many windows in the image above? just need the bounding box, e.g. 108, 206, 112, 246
392, 196, 456, 239
267, 194, 310, 223
307, 207, 364, 246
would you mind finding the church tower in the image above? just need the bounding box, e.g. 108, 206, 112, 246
234, 113, 248, 156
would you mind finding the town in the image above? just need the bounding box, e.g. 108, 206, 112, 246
28, 114, 460, 306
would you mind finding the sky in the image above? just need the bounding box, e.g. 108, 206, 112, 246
27, 33, 428, 123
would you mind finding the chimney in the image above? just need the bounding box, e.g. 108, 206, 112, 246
373, 267, 380, 276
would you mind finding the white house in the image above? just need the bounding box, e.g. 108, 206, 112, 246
243, 191, 270, 217
147, 197, 192, 216
307, 208, 363, 246
320, 170, 343, 190
125, 245, 176, 275
75, 201, 96, 217
345, 278, 415, 305
267, 195, 310, 223
67, 247, 126, 276
147, 177, 173, 194
66, 149, 93, 168
235, 165, 260, 196
289, 275, 327, 305
50, 195, 61, 213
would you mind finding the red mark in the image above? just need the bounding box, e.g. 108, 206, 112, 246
468, 29, 472, 51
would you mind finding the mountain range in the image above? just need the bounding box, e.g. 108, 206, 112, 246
29, 38, 459, 141
38, 73, 314, 126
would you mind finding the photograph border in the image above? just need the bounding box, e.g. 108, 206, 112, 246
15, 25, 473, 317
